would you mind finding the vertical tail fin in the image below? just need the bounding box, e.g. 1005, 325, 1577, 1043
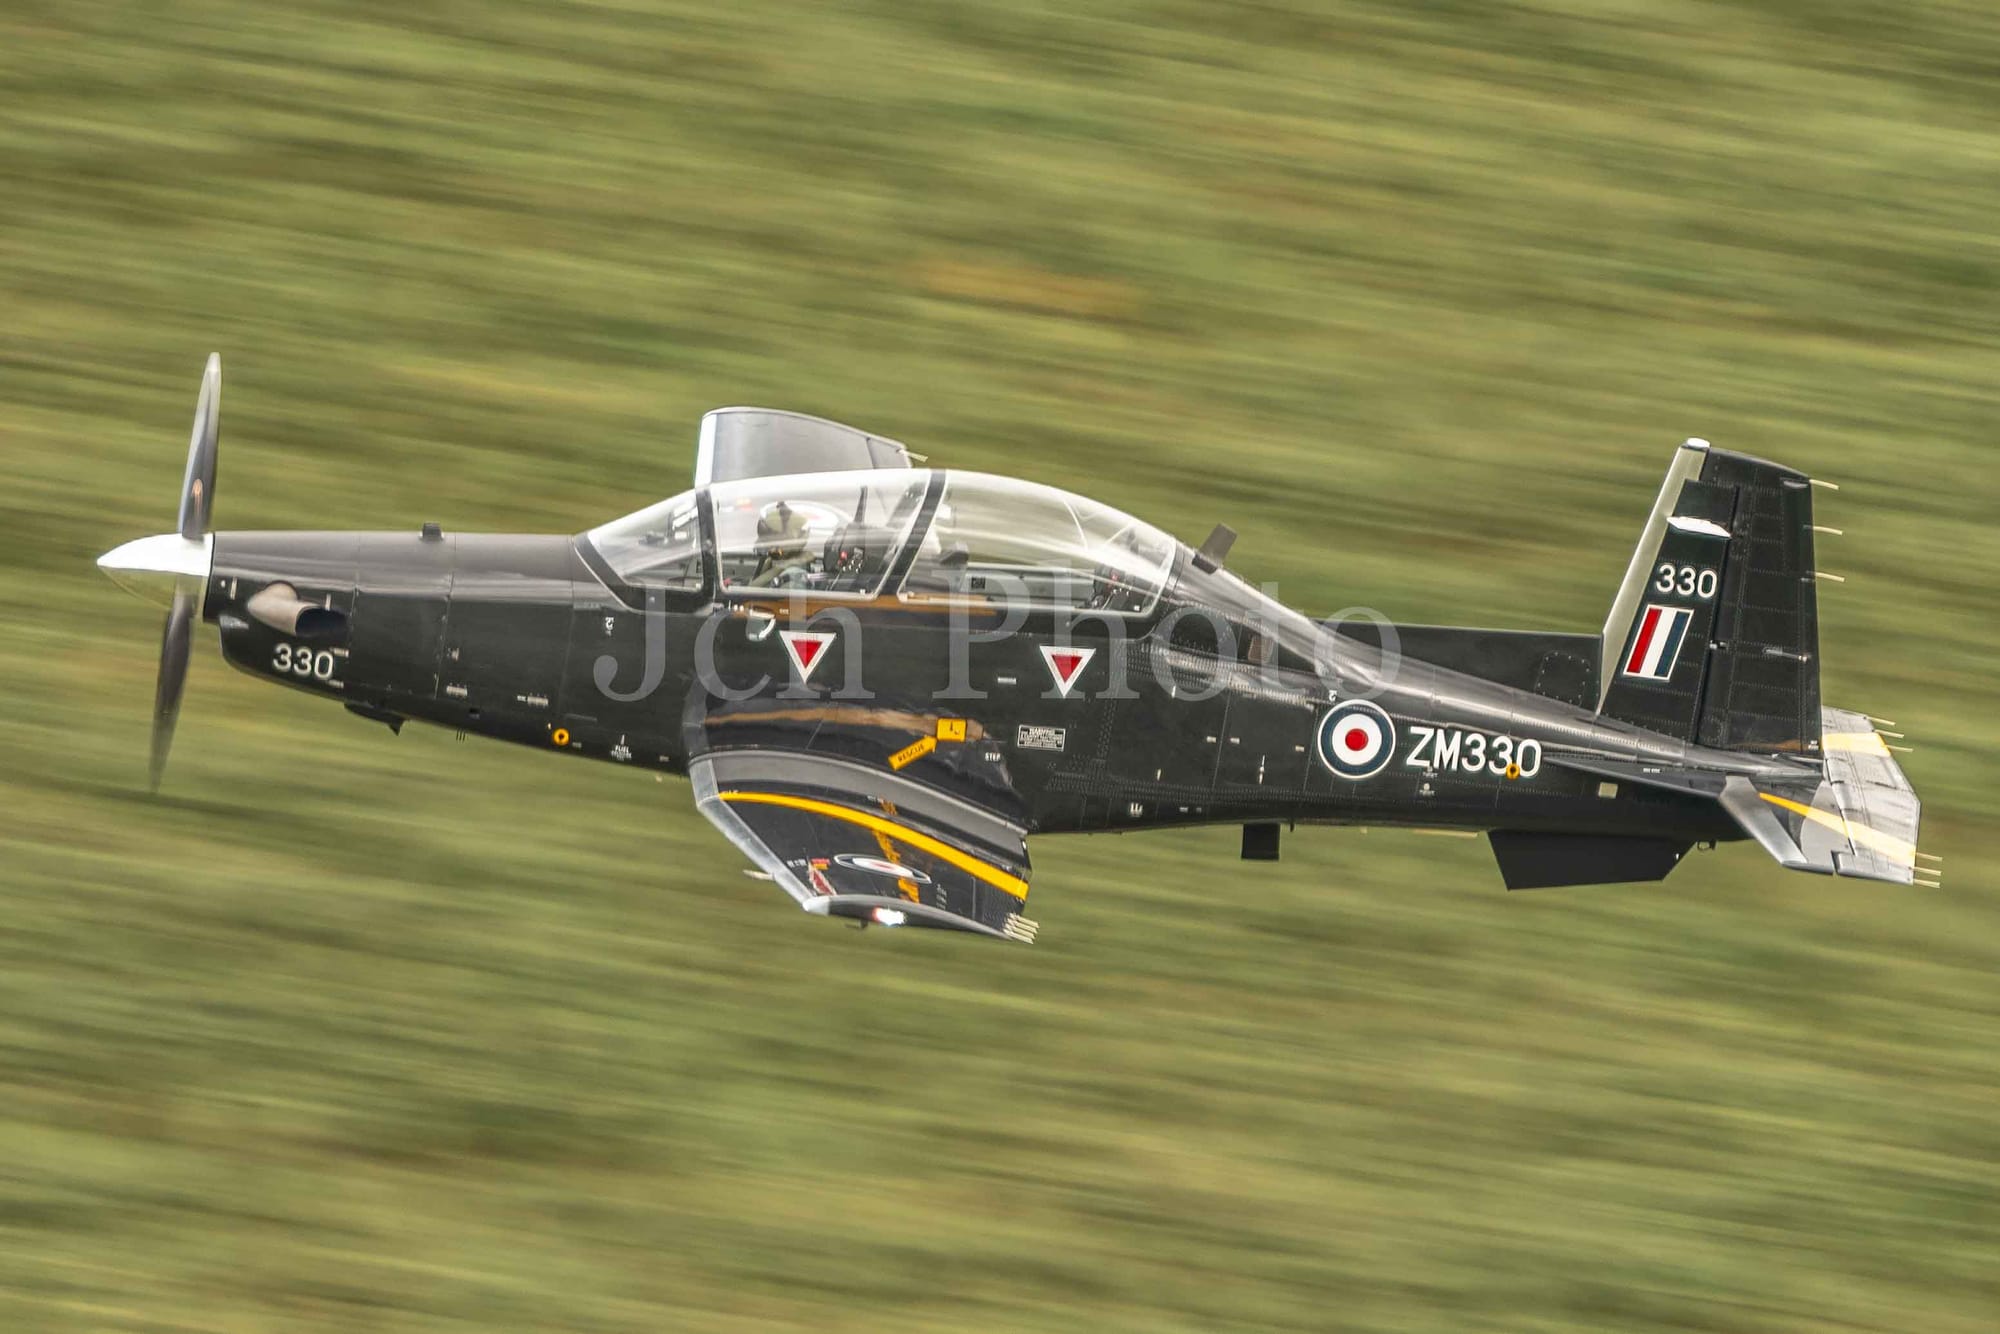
1599, 439, 1822, 755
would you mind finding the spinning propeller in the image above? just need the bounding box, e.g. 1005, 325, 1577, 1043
97, 354, 221, 790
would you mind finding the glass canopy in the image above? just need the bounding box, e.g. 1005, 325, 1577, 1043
901, 473, 1175, 614
585, 490, 704, 591
586, 470, 1177, 612
709, 471, 929, 595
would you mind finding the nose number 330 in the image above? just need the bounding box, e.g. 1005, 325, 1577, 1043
272, 642, 336, 682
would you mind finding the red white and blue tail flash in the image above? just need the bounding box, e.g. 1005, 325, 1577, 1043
1622, 604, 1694, 681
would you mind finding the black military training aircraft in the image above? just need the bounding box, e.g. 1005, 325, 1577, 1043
100, 357, 1930, 942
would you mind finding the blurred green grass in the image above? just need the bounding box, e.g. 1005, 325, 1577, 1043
3, 2, 1998, 1330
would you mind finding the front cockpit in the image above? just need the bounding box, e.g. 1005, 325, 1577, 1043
711, 472, 929, 595
583, 470, 1178, 614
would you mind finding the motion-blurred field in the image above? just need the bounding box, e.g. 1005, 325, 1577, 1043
3, 2, 1998, 1330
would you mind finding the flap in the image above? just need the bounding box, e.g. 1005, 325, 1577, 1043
691, 751, 1037, 942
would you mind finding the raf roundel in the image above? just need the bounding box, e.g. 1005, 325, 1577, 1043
1316, 700, 1397, 780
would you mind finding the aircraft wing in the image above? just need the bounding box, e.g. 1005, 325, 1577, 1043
690, 751, 1037, 942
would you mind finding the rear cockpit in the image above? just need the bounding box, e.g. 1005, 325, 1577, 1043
901, 473, 1173, 614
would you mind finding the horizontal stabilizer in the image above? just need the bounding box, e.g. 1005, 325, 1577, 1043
1718, 776, 1816, 873
1715, 708, 1921, 884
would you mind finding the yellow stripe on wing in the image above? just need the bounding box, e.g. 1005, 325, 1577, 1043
1759, 792, 1916, 869
718, 791, 1029, 900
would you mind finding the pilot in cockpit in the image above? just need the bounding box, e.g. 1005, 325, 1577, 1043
749, 500, 815, 587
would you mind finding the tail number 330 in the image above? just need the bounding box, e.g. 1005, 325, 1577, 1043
273, 642, 336, 682
1655, 563, 1719, 599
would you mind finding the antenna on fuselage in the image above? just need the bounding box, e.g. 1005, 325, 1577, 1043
1192, 524, 1237, 573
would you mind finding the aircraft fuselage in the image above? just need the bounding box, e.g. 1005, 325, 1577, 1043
203, 528, 1773, 856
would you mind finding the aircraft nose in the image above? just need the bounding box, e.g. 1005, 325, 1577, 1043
97, 532, 214, 607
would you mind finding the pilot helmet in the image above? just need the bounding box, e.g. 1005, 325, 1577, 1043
754, 501, 810, 550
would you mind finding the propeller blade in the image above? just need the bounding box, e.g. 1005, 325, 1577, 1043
149, 587, 194, 792
178, 353, 220, 542
102, 355, 223, 791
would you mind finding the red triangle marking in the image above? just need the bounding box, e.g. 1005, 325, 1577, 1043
1039, 644, 1096, 696
780, 630, 836, 681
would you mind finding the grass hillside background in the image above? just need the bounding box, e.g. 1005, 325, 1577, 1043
3, 2, 1997, 1329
